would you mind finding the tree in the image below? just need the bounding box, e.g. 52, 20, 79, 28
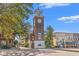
0, 3, 33, 41
14, 40, 18, 47
45, 25, 54, 48
21, 21, 32, 47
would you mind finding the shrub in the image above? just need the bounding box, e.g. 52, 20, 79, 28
1, 44, 6, 49
14, 40, 18, 47
24, 42, 29, 47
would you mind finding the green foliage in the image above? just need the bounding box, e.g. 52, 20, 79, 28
14, 40, 18, 47
14, 40, 18, 44
23, 38, 29, 47
0, 3, 33, 40
45, 25, 54, 48
24, 42, 29, 47
1, 44, 7, 49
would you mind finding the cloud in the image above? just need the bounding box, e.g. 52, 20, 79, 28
57, 15, 79, 23
40, 3, 70, 8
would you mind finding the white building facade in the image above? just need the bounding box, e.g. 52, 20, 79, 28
54, 32, 79, 48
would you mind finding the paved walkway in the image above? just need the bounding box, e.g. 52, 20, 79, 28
0, 48, 79, 56
36, 48, 79, 56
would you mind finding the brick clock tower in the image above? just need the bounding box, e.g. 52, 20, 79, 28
31, 8, 45, 48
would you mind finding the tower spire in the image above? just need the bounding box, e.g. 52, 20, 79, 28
35, 3, 42, 16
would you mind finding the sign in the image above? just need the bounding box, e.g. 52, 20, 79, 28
34, 40, 45, 48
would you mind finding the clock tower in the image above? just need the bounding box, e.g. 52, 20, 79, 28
32, 8, 45, 48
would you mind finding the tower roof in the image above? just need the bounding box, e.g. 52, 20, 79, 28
34, 4, 42, 16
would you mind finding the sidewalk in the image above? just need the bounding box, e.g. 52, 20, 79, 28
54, 48, 79, 52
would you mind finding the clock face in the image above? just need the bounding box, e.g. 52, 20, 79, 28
38, 19, 41, 23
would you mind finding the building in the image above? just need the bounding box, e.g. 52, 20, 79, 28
0, 32, 14, 48
54, 32, 65, 48
54, 32, 79, 48
30, 8, 45, 48
51, 37, 57, 48
73, 33, 79, 48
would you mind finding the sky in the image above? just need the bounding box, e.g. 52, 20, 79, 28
28, 3, 79, 33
